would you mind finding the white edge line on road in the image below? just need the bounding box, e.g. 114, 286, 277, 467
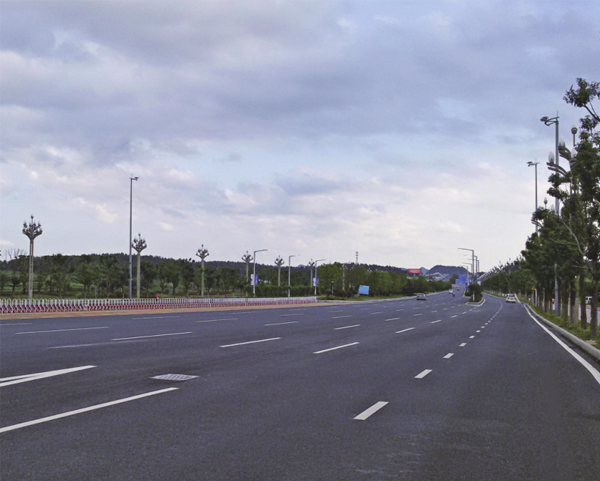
334, 324, 360, 330
396, 327, 415, 334
0, 387, 178, 434
113, 332, 192, 341
197, 318, 237, 323
525, 307, 600, 386
264, 321, 299, 326
0, 365, 96, 387
354, 401, 389, 421
314, 342, 359, 354
443, 353, 454, 359
415, 369, 432, 379
15, 327, 109, 335
220, 337, 281, 348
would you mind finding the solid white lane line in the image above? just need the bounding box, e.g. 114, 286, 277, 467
431, 320, 442, 324
132, 316, 180, 320
334, 324, 360, 330
0, 388, 179, 434
459, 343, 467, 347
0, 365, 96, 387
354, 401, 389, 421
197, 318, 237, 323
396, 327, 415, 334
113, 332, 192, 341
220, 337, 281, 348
332, 315, 352, 319
443, 353, 454, 359
451, 315, 458, 318
525, 307, 600, 386
384, 317, 400, 322
15, 327, 108, 335
264, 321, 299, 326
314, 342, 359, 354
415, 369, 432, 379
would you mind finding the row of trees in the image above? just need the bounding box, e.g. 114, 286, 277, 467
482, 78, 599, 337
0, 252, 451, 299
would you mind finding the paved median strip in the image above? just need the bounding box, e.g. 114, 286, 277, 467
220, 337, 281, 348
354, 401, 389, 421
314, 342, 359, 354
0, 387, 179, 434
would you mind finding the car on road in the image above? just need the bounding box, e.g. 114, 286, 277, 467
506, 294, 516, 303
416, 293, 427, 301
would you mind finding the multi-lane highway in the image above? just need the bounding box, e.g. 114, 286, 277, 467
2, 292, 600, 480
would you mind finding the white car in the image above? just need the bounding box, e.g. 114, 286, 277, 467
506, 294, 516, 303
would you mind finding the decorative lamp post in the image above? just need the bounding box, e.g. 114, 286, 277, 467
288, 255, 297, 298
128, 176, 139, 299
275, 256, 284, 287
242, 251, 253, 283
132, 234, 147, 299
252, 249, 268, 296
196, 244, 209, 297
22, 215, 42, 300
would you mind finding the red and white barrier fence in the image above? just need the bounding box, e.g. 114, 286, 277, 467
0, 297, 318, 315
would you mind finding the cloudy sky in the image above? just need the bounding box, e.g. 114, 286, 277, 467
1, 0, 598, 271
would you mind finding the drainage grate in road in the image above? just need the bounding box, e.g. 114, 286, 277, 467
151, 374, 198, 382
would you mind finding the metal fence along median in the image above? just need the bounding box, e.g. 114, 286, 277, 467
0, 296, 318, 315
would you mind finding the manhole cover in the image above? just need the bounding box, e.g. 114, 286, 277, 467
151, 374, 198, 382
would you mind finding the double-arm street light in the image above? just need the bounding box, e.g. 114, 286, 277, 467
22, 216, 43, 300
129, 176, 139, 299
288, 255, 298, 297
314, 259, 326, 296
253, 249, 268, 296
540, 116, 559, 214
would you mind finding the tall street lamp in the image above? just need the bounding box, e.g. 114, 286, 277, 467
22, 215, 42, 300
253, 249, 268, 296
129, 176, 139, 299
459, 247, 475, 301
132, 234, 147, 299
314, 259, 326, 296
527, 161, 540, 232
540, 115, 559, 214
196, 245, 209, 297
288, 255, 297, 298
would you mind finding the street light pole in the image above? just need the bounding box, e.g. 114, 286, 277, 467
459, 248, 475, 301
288, 255, 297, 298
527, 161, 540, 232
22, 216, 42, 300
253, 249, 268, 296
128, 176, 139, 300
314, 259, 326, 296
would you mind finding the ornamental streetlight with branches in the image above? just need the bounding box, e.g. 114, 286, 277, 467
242, 251, 253, 283
274, 256, 284, 287
196, 245, 209, 297
22, 215, 42, 300
132, 234, 147, 299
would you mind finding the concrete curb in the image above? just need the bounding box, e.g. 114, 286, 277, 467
524, 304, 600, 362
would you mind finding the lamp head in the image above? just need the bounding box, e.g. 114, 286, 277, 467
547, 151, 555, 164
540, 116, 548, 123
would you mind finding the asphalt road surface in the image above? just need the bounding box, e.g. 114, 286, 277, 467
2, 293, 600, 480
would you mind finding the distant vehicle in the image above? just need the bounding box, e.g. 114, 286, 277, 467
449, 289, 453, 294
506, 294, 516, 303
416, 293, 427, 301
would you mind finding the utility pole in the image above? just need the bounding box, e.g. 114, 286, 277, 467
196, 245, 209, 297
132, 234, 147, 299
22, 216, 42, 300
